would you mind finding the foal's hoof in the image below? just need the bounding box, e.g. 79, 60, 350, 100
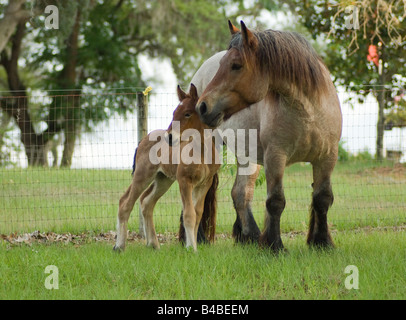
113, 245, 124, 252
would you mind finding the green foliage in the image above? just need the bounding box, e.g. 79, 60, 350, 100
265, 1, 406, 99
1, 0, 260, 166
385, 94, 406, 128
338, 140, 374, 162
338, 140, 350, 162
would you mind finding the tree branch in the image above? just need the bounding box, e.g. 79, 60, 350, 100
0, 0, 30, 53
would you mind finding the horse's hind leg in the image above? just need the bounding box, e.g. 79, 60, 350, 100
140, 174, 174, 249
232, 162, 261, 244
259, 154, 286, 252
114, 171, 156, 251
307, 159, 336, 248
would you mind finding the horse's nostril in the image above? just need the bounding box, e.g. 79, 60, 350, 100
168, 133, 173, 145
199, 102, 208, 115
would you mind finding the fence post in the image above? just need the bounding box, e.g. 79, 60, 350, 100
137, 88, 150, 237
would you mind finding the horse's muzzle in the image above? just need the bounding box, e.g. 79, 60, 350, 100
196, 101, 224, 128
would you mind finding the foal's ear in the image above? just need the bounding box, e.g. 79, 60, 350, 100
228, 20, 240, 35
240, 20, 257, 49
189, 83, 199, 101
177, 85, 187, 101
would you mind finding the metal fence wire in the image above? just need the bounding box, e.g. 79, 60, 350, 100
0, 89, 405, 235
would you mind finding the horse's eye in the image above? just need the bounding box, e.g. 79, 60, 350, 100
185, 113, 191, 118
231, 63, 242, 71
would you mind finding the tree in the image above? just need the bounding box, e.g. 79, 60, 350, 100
0, 0, 257, 167
261, 0, 406, 160
0, 0, 29, 53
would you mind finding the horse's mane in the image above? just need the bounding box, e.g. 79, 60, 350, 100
229, 29, 329, 101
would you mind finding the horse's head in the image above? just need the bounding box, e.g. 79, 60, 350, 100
166, 84, 201, 147
196, 21, 268, 128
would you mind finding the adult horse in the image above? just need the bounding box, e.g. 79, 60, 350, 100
190, 52, 263, 244
196, 21, 342, 252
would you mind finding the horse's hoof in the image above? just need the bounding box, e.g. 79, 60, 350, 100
258, 234, 285, 254
308, 240, 335, 251
185, 245, 197, 253
233, 232, 260, 245
113, 245, 124, 252
307, 234, 335, 250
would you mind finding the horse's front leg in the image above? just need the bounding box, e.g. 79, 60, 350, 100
232, 161, 261, 244
178, 179, 197, 251
259, 153, 286, 252
307, 159, 336, 248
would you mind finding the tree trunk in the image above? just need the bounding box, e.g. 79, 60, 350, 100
376, 89, 385, 161
376, 47, 386, 161
61, 127, 77, 167
59, 8, 81, 168
0, 21, 47, 166
0, 0, 29, 53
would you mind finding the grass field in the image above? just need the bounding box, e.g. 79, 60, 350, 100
1, 161, 405, 235
1, 228, 405, 300
1, 161, 405, 300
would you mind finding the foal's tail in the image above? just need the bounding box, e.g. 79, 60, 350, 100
178, 173, 219, 244
131, 147, 138, 175
201, 173, 218, 243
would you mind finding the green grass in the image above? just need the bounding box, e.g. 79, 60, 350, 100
1, 228, 405, 300
1, 160, 405, 235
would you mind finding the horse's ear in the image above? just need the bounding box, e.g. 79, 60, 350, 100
177, 85, 187, 101
189, 83, 199, 101
240, 20, 257, 49
228, 20, 240, 35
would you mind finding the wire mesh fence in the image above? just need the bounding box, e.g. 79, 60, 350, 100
0, 88, 405, 235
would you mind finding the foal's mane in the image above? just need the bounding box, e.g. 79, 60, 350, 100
229, 29, 329, 101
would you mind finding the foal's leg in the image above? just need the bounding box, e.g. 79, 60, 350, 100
259, 153, 286, 252
140, 174, 174, 249
232, 162, 261, 243
114, 169, 156, 251
192, 179, 215, 245
307, 159, 336, 248
178, 179, 197, 251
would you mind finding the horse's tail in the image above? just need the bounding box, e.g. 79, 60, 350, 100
178, 173, 219, 244
131, 147, 138, 175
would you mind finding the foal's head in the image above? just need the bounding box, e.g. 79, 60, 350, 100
166, 84, 203, 147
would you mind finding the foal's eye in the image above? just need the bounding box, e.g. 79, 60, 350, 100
231, 63, 242, 71
185, 113, 191, 118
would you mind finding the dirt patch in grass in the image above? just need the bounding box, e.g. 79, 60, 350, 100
2, 225, 405, 247
0, 230, 177, 247
359, 163, 406, 179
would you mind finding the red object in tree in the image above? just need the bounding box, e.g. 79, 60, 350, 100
367, 45, 379, 67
